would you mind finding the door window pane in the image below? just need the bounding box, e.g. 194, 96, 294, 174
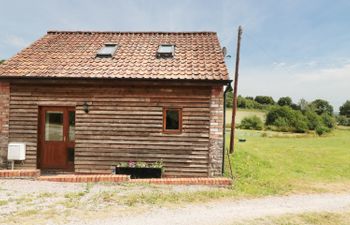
45, 111, 63, 141
69, 111, 75, 141
67, 147, 75, 162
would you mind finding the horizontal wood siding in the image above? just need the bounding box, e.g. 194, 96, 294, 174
9, 83, 212, 177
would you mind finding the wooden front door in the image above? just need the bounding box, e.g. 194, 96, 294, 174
39, 107, 75, 171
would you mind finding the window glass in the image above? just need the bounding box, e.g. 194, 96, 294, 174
165, 109, 180, 130
67, 147, 75, 162
158, 45, 174, 53
45, 111, 63, 141
157, 45, 175, 58
69, 111, 75, 141
96, 44, 117, 57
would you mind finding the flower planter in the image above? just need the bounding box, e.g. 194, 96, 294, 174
115, 167, 162, 179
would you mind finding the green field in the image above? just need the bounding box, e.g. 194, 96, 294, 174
225, 128, 350, 196
226, 108, 266, 126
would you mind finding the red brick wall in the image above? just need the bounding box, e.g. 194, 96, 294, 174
0, 82, 10, 167
208, 86, 224, 176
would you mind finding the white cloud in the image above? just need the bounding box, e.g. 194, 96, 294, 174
295, 64, 350, 82
273, 62, 286, 67
5, 35, 29, 48
239, 62, 350, 111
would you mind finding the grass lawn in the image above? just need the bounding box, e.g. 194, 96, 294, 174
226, 108, 266, 126
225, 128, 350, 196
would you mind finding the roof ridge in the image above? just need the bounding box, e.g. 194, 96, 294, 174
47, 30, 217, 35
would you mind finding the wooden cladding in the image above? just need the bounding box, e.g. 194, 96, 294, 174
9, 82, 213, 177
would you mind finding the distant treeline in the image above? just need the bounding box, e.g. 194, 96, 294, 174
226, 92, 350, 133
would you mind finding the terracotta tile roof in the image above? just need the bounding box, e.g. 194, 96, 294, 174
0, 31, 229, 81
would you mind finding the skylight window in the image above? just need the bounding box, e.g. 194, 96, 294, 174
157, 44, 175, 58
96, 43, 118, 57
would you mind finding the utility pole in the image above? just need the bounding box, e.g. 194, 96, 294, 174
229, 26, 243, 154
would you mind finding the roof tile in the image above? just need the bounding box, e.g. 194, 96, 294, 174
0, 31, 229, 81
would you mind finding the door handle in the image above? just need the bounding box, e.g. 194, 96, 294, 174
64, 136, 67, 142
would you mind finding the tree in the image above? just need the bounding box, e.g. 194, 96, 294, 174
310, 99, 333, 115
254, 96, 275, 105
298, 98, 309, 111
0, 60, 5, 64
339, 100, 350, 117
235, 95, 264, 109
237, 95, 247, 108
290, 103, 300, 110
277, 97, 292, 107
225, 91, 233, 108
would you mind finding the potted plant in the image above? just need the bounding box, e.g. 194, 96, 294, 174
114, 160, 164, 179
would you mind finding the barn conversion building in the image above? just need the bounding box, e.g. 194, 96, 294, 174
0, 31, 230, 177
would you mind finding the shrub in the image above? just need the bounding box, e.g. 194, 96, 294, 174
266, 106, 308, 133
273, 117, 290, 132
321, 113, 336, 129
303, 106, 336, 132
292, 111, 309, 133
266, 106, 292, 125
339, 100, 350, 117
238, 96, 263, 109
239, 116, 264, 130
255, 96, 275, 105
304, 110, 322, 130
277, 97, 292, 107
315, 125, 330, 136
337, 115, 350, 126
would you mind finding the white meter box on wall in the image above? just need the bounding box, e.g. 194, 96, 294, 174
8, 143, 26, 161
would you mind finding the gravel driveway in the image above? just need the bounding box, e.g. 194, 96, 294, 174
75, 193, 350, 225
0, 179, 221, 224
1, 179, 350, 225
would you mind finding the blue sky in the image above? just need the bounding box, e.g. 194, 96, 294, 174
0, 0, 349, 110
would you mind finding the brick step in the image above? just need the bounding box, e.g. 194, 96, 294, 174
37, 174, 130, 183
0, 169, 40, 178
0, 170, 232, 186
130, 177, 232, 186
38, 175, 232, 186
